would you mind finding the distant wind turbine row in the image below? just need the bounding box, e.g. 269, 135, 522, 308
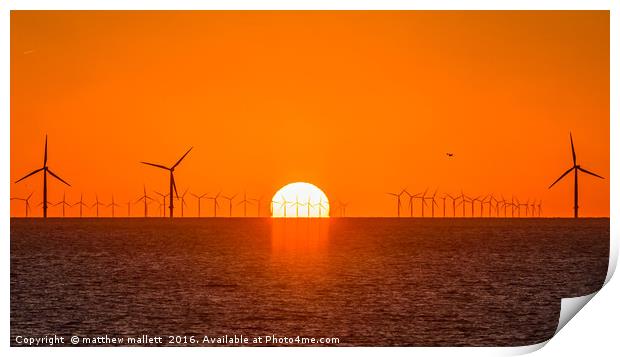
12, 133, 604, 218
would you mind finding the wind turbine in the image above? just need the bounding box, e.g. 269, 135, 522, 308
155, 200, 163, 217
207, 192, 221, 217
53, 192, 70, 217
141, 147, 193, 218
537, 200, 543, 217
278, 195, 292, 217
340, 201, 349, 217
470, 196, 482, 217
499, 196, 507, 217
11, 192, 34, 217
429, 189, 439, 218
154, 191, 169, 217
446, 193, 457, 218
176, 188, 189, 217
419, 188, 429, 218
91, 195, 105, 217
251, 196, 263, 217
457, 190, 468, 217
386, 189, 406, 217
237, 191, 253, 217
14, 135, 71, 218
107, 195, 121, 217
522, 199, 530, 217
548, 133, 604, 218
221, 193, 238, 217
72, 193, 87, 218
291, 195, 305, 217
514, 197, 522, 217
475, 195, 488, 218
136, 185, 153, 217
487, 195, 497, 217
126, 200, 132, 217
191, 192, 208, 217
311, 198, 328, 217
402, 190, 420, 217
440, 195, 447, 217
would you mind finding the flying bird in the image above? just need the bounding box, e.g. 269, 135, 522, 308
446, 153, 455, 158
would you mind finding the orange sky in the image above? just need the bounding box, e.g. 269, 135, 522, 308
10, 11, 609, 217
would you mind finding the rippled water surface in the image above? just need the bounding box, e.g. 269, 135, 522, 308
11, 218, 609, 346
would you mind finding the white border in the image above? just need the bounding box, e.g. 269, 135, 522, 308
2, 1, 617, 357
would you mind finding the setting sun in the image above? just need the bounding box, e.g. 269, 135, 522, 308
271, 182, 329, 218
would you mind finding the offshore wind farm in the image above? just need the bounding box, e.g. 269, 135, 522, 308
11, 132, 604, 219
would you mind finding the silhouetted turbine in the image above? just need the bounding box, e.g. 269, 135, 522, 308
207, 192, 221, 217
446, 193, 457, 217
548, 133, 604, 218
14, 135, 71, 218
251, 196, 263, 217
141, 147, 192, 218
340, 201, 349, 217
386, 189, 407, 217
420, 188, 429, 218
191, 192, 208, 217
177, 188, 189, 217
429, 189, 439, 218
53, 192, 70, 217
107, 195, 121, 217
72, 193, 88, 217
136, 185, 153, 217
237, 192, 253, 217
11, 192, 34, 217
221, 193, 237, 217
91, 195, 105, 217
154, 191, 169, 217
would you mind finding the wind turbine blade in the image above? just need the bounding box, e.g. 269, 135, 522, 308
570, 132, 576, 166
172, 147, 193, 169
141, 162, 170, 170
14, 167, 44, 183
171, 174, 179, 198
47, 169, 71, 186
27, 192, 34, 200
548, 167, 574, 188
44, 135, 48, 166
578, 167, 605, 179
191, 193, 199, 199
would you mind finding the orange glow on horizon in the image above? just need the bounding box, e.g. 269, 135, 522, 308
10, 11, 610, 217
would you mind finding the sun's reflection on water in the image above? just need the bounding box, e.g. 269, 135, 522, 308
270, 218, 329, 256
